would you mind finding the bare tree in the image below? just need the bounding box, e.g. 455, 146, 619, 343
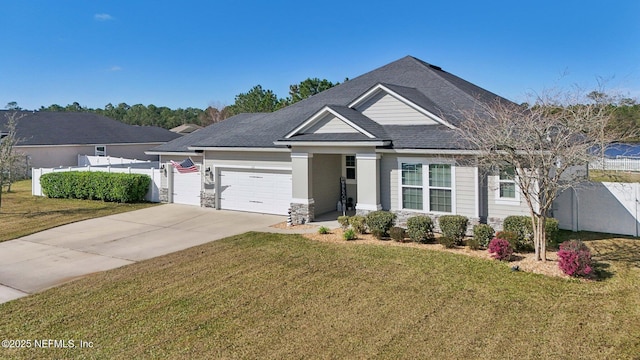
0, 112, 25, 208
457, 89, 621, 261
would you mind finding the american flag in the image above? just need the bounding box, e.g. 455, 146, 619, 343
170, 158, 199, 173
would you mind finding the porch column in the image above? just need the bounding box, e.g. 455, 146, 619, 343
355, 153, 382, 215
290, 152, 314, 223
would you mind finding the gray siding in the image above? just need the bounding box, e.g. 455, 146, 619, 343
486, 175, 530, 219
454, 166, 477, 218
356, 91, 438, 126
380, 154, 396, 210
383, 154, 477, 218
306, 113, 358, 134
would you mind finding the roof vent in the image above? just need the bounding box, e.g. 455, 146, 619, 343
429, 64, 442, 71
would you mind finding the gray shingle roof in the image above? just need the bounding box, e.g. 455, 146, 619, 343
0, 111, 181, 146
152, 55, 507, 152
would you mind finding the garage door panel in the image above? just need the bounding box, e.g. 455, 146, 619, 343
172, 168, 201, 206
219, 169, 291, 215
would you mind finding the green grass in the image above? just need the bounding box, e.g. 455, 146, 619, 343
589, 169, 640, 183
0, 179, 157, 242
1, 231, 638, 359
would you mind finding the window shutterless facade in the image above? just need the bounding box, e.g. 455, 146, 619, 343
399, 159, 455, 213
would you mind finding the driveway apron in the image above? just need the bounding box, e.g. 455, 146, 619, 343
0, 204, 284, 303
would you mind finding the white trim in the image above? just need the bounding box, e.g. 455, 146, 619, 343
348, 84, 456, 129
284, 106, 376, 139
275, 140, 390, 147
355, 153, 381, 160
213, 164, 292, 172
291, 198, 315, 205
377, 149, 482, 155
342, 154, 357, 185
396, 157, 457, 214
146, 151, 202, 156
355, 203, 382, 211
474, 166, 480, 218
188, 146, 290, 152
291, 152, 313, 159
494, 167, 521, 205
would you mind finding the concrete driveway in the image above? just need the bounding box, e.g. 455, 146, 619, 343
0, 204, 285, 304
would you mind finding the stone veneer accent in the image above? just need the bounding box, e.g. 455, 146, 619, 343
159, 188, 169, 203
201, 192, 215, 208
290, 202, 314, 225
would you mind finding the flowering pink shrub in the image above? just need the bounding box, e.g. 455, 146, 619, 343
488, 238, 513, 261
557, 240, 592, 277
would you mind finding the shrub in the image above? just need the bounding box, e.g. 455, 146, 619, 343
40, 171, 151, 203
503, 215, 532, 247
406, 215, 435, 243
473, 224, 495, 248
438, 215, 468, 245
545, 218, 560, 247
495, 231, 520, 251
438, 235, 457, 248
337, 216, 350, 230
390, 227, 406, 242
349, 216, 367, 234
318, 226, 330, 235
466, 237, 481, 250
557, 240, 592, 277
488, 238, 513, 261
503, 215, 560, 250
365, 211, 397, 238
343, 229, 357, 241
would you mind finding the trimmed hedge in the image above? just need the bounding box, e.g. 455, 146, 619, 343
365, 211, 397, 239
40, 171, 151, 203
438, 215, 468, 245
473, 224, 495, 248
406, 215, 435, 243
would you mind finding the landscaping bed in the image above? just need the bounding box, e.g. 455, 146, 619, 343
304, 228, 566, 278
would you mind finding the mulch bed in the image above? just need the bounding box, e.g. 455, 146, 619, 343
302, 228, 567, 278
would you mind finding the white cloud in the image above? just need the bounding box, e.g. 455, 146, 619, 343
108, 66, 122, 72
94, 13, 114, 21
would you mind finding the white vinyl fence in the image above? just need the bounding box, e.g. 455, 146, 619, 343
590, 158, 640, 172
554, 182, 640, 237
78, 155, 158, 167
32, 166, 162, 202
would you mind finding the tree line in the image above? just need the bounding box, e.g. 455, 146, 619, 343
4, 78, 340, 130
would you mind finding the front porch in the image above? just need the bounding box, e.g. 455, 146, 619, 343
289, 150, 382, 224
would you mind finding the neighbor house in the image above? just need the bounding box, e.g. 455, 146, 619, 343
147, 56, 530, 229
0, 111, 181, 169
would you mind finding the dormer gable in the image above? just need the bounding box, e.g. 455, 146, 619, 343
348, 83, 455, 128
284, 106, 377, 139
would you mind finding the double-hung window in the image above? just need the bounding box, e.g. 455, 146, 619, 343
401, 161, 453, 213
496, 166, 520, 204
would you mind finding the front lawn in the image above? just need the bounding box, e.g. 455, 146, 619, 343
1, 231, 638, 359
589, 169, 640, 182
0, 180, 157, 242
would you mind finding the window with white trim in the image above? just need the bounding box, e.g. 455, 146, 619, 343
401, 161, 453, 213
429, 164, 452, 212
498, 166, 516, 199
95, 145, 106, 157
345, 155, 356, 180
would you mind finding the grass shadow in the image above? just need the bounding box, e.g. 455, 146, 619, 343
590, 262, 615, 281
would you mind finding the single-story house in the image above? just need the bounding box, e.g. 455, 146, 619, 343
0, 111, 181, 169
147, 55, 530, 229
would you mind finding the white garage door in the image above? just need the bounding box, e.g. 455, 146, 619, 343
219, 169, 292, 215
172, 168, 201, 206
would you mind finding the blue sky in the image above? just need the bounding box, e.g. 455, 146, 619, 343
1, 0, 639, 110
